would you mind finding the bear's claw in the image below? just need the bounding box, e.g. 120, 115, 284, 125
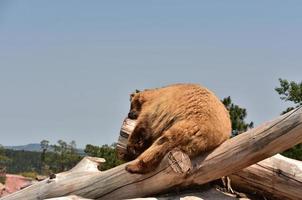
125, 160, 146, 174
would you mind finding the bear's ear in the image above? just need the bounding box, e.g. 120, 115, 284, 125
130, 89, 141, 101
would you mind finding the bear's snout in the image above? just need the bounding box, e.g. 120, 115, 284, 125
128, 111, 138, 119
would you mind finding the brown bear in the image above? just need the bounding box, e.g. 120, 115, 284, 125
124, 83, 231, 174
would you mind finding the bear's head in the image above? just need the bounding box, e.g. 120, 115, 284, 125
128, 89, 144, 119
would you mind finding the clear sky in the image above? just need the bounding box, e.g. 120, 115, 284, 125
1, 1, 301, 148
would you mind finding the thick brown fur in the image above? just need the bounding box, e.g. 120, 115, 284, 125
123, 83, 231, 174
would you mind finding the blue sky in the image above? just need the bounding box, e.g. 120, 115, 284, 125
0, 1, 302, 148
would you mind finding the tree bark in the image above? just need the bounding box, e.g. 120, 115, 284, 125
45, 196, 91, 200
2, 107, 302, 200
230, 154, 302, 200
44, 188, 242, 200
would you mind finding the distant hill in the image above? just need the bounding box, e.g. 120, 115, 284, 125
5, 143, 42, 152
5, 143, 85, 155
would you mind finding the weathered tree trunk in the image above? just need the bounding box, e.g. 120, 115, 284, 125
230, 154, 302, 200
44, 188, 241, 200
118, 115, 302, 200
46, 196, 91, 200
2, 107, 302, 200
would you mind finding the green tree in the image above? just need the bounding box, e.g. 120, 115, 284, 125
0, 145, 10, 184
4, 149, 41, 174
65, 140, 81, 169
49, 140, 81, 172
275, 78, 302, 160
40, 140, 49, 174
275, 78, 302, 114
85, 143, 124, 170
0, 145, 9, 165
222, 96, 254, 136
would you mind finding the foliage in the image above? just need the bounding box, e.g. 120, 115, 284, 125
85, 143, 124, 171
4, 149, 41, 174
282, 144, 302, 161
40, 140, 49, 174
0, 145, 10, 167
3, 140, 82, 176
222, 96, 254, 136
275, 78, 302, 160
44, 140, 82, 173
0, 145, 10, 184
275, 78, 302, 114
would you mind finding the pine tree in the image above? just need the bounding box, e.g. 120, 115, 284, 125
275, 78, 302, 160
0, 145, 10, 184
222, 96, 254, 136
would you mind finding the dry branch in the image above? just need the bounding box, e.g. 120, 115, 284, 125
2, 107, 302, 200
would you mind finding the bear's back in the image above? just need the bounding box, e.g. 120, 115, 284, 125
144, 84, 231, 140
149, 83, 226, 119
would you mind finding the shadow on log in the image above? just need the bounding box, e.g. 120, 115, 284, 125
2, 107, 302, 200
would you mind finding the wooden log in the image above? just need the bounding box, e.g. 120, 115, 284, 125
118, 118, 302, 200
116, 118, 137, 159
45, 187, 243, 200
45, 195, 92, 200
2, 107, 302, 200
230, 154, 302, 200
126, 187, 241, 200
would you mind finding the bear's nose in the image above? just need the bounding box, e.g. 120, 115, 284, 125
128, 112, 137, 119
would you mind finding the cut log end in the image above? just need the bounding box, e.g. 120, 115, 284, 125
116, 118, 137, 160
168, 149, 192, 174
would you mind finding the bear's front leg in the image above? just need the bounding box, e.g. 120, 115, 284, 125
125, 135, 173, 174
125, 121, 198, 174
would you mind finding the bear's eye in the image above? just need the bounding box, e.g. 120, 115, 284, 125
132, 98, 142, 110
138, 140, 143, 146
